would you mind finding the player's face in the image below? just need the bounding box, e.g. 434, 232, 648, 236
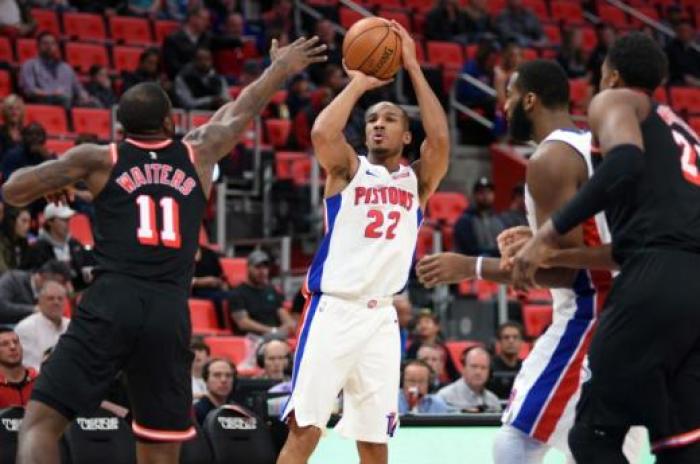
504, 75, 533, 142
207, 361, 234, 398
403, 365, 430, 396
463, 351, 490, 390
499, 327, 522, 356
365, 103, 411, 158
0, 332, 22, 368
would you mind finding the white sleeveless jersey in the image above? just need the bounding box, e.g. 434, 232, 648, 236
306, 156, 422, 299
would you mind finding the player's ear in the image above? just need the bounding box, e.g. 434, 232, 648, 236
522, 92, 536, 112
163, 114, 175, 137
609, 69, 622, 89
402, 130, 412, 145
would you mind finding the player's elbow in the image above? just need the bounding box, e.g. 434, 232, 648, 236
1, 180, 31, 207
310, 126, 330, 146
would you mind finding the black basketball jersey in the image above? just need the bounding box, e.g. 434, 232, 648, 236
92, 138, 206, 288
598, 101, 700, 263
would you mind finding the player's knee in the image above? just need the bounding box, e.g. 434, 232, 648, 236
19, 400, 69, 439
357, 441, 387, 463
568, 423, 628, 464
286, 419, 321, 455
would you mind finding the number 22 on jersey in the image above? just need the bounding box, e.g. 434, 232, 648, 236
136, 195, 181, 248
364, 209, 401, 239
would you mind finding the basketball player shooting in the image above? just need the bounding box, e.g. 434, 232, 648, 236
1, 37, 326, 464
276, 22, 449, 464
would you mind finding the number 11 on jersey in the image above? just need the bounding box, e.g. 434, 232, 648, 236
136, 195, 181, 248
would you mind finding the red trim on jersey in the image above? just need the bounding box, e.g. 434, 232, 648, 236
109, 143, 118, 165
182, 141, 196, 164
295, 281, 313, 342
582, 216, 613, 314
125, 138, 172, 150
131, 422, 196, 442
652, 428, 700, 452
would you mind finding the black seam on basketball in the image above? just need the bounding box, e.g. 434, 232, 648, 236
377, 31, 399, 79
343, 23, 389, 56
353, 26, 390, 73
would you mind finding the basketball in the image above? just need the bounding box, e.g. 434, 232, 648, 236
342, 17, 402, 80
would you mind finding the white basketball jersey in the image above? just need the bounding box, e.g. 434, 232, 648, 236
524, 129, 612, 320
306, 156, 422, 299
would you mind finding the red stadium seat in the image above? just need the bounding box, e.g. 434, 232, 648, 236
0, 70, 11, 98
597, 5, 628, 28
522, 48, 538, 61
522, 304, 553, 338
62, 298, 72, 318
64, 42, 108, 74
486, 0, 506, 14
569, 79, 590, 108
109, 16, 153, 46
415, 225, 435, 259
16, 38, 38, 63
630, 6, 660, 26
113, 46, 143, 73
379, 9, 411, 31
441, 224, 454, 252
670, 86, 700, 115
270, 90, 288, 105
426, 191, 469, 225
404, 0, 433, 13
72, 108, 111, 140
63, 12, 106, 42
154, 20, 180, 43
543, 25, 561, 45
46, 138, 75, 156
445, 340, 482, 371
524, 287, 552, 303
475, 279, 498, 301
31, 9, 60, 36
550, 2, 584, 24
290, 157, 313, 185
203, 336, 248, 365
189, 299, 227, 335
0, 37, 13, 63
580, 26, 597, 52
69, 213, 94, 247
264, 119, 292, 148
688, 116, 700, 139
25, 104, 67, 136
653, 86, 668, 105
275, 151, 307, 180
522, 0, 549, 20
339, 7, 365, 30
220, 257, 247, 287
427, 41, 464, 70
370, 0, 403, 8
189, 111, 214, 129
464, 44, 478, 61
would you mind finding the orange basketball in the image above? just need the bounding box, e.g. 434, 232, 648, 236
342, 17, 402, 80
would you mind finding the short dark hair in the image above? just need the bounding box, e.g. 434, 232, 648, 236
89, 65, 103, 77
365, 101, 410, 130
139, 47, 160, 64
37, 260, 72, 281
191, 340, 211, 356
514, 59, 570, 109
0, 326, 16, 335
606, 32, 667, 92
116, 83, 171, 135
202, 357, 236, 382
497, 321, 524, 339
402, 359, 434, 380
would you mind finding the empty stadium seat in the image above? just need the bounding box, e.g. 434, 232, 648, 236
569, 79, 589, 107
270, 89, 287, 105
630, 5, 660, 26
486, 0, 506, 14
72, 108, 111, 140
597, 5, 628, 27
580, 26, 597, 52
275, 151, 307, 180
179, 421, 213, 464
113, 46, 143, 73
379, 9, 411, 31
670, 86, 700, 115
69, 213, 94, 247
653, 86, 668, 104
441, 224, 454, 253
63, 409, 136, 464
203, 405, 276, 464
426, 41, 464, 70
189, 111, 214, 129
522, 48, 538, 61
46, 138, 75, 156
415, 224, 435, 259
220, 257, 247, 287
0, 37, 13, 63
543, 25, 561, 45
31, 8, 60, 36
109, 16, 153, 46
264, 119, 292, 148
63, 12, 107, 42
154, 20, 180, 43
339, 7, 365, 29
203, 336, 247, 365
0, 407, 23, 464
550, 2, 584, 23
189, 299, 226, 335
689, 116, 700, 138
522, 0, 549, 20
474, 279, 499, 300
426, 191, 469, 225
25, 104, 68, 136
445, 340, 481, 371
0, 70, 11, 98
524, 287, 552, 303
64, 42, 109, 74
522, 304, 553, 338
16, 38, 38, 63
290, 157, 313, 185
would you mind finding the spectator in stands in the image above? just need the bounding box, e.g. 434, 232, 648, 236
0, 94, 26, 157
494, 39, 523, 108
21, 203, 94, 290
454, 177, 504, 257
85, 65, 117, 109
0, 206, 30, 273
438, 346, 501, 413
666, 18, 700, 87
0, 0, 35, 37
14, 280, 69, 370
122, 48, 166, 92
175, 47, 230, 110
498, 184, 527, 228
0, 327, 37, 408
19, 32, 94, 109
164, 0, 188, 21
192, 245, 234, 327
456, 35, 499, 111
1, 122, 54, 182
208, 0, 242, 31
163, 6, 212, 78
587, 23, 615, 93
238, 60, 263, 87
191, 340, 211, 401
68, 0, 123, 14
286, 74, 311, 119
426, 0, 471, 43
394, 294, 413, 359
258, 338, 290, 381
194, 358, 236, 425
230, 250, 296, 337
292, 87, 332, 150
487, 321, 523, 400
406, 310, 460, 381
398, 360, 450, 414
463, 0, 494, 41
417, 344, 449, 391
262, 0, 294, 38
308, 19, 342, 86
496, 0, 545, 47
0, 260, 70, 324
557, 27, 588, 79
125, 0, 163, 18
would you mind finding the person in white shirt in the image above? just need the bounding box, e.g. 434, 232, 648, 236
191, 340, 210, 401
14, 280, 69, 370
438, 346, 502, 413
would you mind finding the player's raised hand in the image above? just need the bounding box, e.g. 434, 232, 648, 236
342, 60, 394, 90
270, 36, 328, 75
416, 253, 474, 288
389, 20, 418, 71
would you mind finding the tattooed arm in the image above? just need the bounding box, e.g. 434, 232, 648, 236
1, 144, 112, 207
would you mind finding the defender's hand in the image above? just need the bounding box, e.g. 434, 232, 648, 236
512, 221, 559, 290
270, 36, 328, 75
497, 226, 532, 270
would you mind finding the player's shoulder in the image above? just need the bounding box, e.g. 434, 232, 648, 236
528, 139, 586, 184
590, 88, 650, 115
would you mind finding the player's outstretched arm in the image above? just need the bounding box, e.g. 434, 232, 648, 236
392, 23, 449, 207
1, 144, 111, 207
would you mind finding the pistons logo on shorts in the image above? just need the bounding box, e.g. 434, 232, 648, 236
386, 412, 398, 437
